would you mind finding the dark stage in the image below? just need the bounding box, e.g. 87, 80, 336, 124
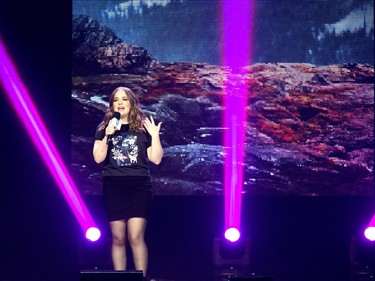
0, 1, 374, 281
1, 177, 375, 281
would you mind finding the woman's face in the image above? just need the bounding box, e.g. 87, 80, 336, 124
112, 89, 131, 118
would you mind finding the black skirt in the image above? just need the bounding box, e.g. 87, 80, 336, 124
103, 176, 153, 222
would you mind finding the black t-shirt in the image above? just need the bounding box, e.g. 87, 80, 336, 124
95, 123, 152, 177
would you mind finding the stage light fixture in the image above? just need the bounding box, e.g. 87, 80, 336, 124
365, 213, 375, 241
213, 235, 250, 278
0, 38, 99, 240
365, 227, 375, 241
86, 227, 101, 242
225, 227, 241, 242
351, 233, 375, 280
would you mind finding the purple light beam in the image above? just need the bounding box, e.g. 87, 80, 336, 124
0, 38, 99, 240
221, 0, 254, 239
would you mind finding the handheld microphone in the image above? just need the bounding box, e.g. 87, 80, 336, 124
106, 111, 121, 144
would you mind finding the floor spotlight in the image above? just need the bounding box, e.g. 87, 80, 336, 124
225, 227, 241, 242
213, 236, 250, 279
350, 234, 375, 280
86, 227, 101, 242
365, 227, 375, 242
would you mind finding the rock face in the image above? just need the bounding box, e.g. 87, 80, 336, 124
72, 15, 153, 75
72, 15, 374, 196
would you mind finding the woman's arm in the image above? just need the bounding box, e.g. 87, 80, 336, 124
93, 126, 115, 163
147, 134, 163, 165
93, 139, 109, 163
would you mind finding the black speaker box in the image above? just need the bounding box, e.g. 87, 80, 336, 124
80, 270, 143, 281
228, 276, 274, 281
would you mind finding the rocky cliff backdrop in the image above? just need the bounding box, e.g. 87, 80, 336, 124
72, 1, 374, 196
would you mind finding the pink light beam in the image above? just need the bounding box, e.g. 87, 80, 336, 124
0, 37, 100, 241
221, 0, 254, 240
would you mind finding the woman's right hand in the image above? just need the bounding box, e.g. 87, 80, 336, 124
105, 125, 116, 137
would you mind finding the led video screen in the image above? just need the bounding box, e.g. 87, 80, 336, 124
72, 0, 374, 196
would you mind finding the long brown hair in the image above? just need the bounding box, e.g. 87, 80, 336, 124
99, 87, 145, 132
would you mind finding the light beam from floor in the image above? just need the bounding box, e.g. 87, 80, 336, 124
221, 0, 254, 241
0, 38, 100, 241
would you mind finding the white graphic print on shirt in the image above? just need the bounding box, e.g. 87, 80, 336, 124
111, 134, 139, 167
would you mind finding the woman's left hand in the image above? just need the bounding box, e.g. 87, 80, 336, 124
144, 116, 162, 138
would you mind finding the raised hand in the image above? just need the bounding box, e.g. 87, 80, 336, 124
143, 115, 162, 138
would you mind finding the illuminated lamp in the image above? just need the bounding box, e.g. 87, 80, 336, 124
225, 227, 241, 242
365, 213, 375, 241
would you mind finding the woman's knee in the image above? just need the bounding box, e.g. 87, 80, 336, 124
128, 233, 144, 247
112, 233, 126, 246
110, 220, 126, 246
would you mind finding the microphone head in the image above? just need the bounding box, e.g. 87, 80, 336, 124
112, 111, 121, 119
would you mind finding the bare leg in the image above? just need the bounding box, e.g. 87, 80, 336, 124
127, 217, 148, 277
109, 220, 127, 270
